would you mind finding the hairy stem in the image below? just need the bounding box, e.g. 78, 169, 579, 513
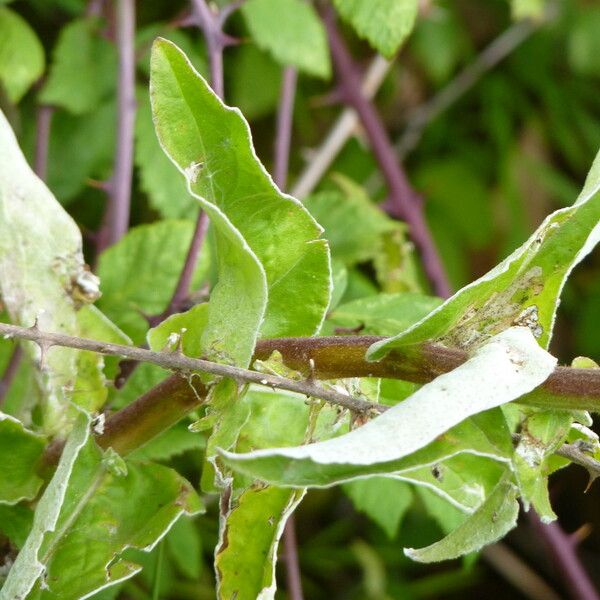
322, 7, 451, 298
98, 0, 136, 252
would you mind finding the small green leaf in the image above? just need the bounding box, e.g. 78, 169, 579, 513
147, 303, 208, 357
97, 221, 210, 344
511, 0, 546, 20
329, 293, 443, 336
405, 479, 519, 562
333, 0, 418, 58
215, 486, 305, 599
166, 516, 202, 580
222, 328, 555, 487
40, 17, 117, 114
0, 7, 44, 103
0, 504, 33, 549
242, 0, 330, 77
0, 414, 45, 504
128, 422, 205, 463
369, 149, 600, 359
343, 478, 412, 539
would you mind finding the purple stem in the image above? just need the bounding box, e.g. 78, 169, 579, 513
155, 0, 223, 324
273, 63, 304, 599
274, 67, 298, 190
34, 105, 53, 181
283, 516, 304, 600
98, 0, 136, 252
528, 512, 599, 600
322, 7, 451, 299
0, 346, 22, 407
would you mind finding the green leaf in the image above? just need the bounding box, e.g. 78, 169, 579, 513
1, 413, 91, 598
242, 0, 330, 78
568, 6, 600, 78
368, 149, 600, 359
0, 414, 45, 504
0, 110, 102, 435
3, 421, 204, 598
128, 422, 206, 462
97, 221, 210, 344
329, 293, 443, 336
147, 303, 209, 358
333, 0, 418, 58
150, 39, 331, 361
40, 17, 117, 114
0, 504, 33, 549
343, 478, 412, 539
512, 0, 546, 20
405, 479, 519, 562
222, 328, 555, 487
166, 516, 202, 580
134, 91, 197, 219
215, 486, 305, 599
0, 7, 44, 103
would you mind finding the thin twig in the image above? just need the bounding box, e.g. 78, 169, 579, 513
322, 7, 451, 298
0, 323, 382, 415
274, 66, 298, 190
528, 511, 599, 600
290, 55, 390, 199
555, 443, 600, 487
394, 17, 545, 160
481, 543, 562, 600
34, 105, 53, 181
98, 0, 136, 251
273, 61, 303, 600
283, 515, 303, 600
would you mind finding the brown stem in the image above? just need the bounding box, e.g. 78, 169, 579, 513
283, 516, 304, 600
0, 346, 22, 407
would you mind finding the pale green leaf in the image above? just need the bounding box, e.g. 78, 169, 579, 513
40, 17, 117, 114
97, 221, 210, 344
343, 478, 412, 539
405, 480, 519, 562
3, 424, 204, 598
333, 0, 418, 58
329, 293, 443, 336
0, 414, 45, 504
150, 39, 331, 361
369, 149, 600, 359
0, 7, 44, 103
215, 486, 305, 600
222, 328, 555, 487
147, 303, 208, 358
166, 516, 202, 580
128, 422, 205, 463
134, 91, 197, 219
511, 0, 546, 20
242, 0, 330, 77
0, 110, 102, 435
0, 413, 90, 599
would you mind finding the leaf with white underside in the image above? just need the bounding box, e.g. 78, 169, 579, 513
222, 327, 556, 487
333, 0, 419, 58
0, 413, 45, 505
1, 415, 204, 599
242, 0, 330, 78
369, 149, 600, 359
405, 479, 519, 562
1, 413, 90, 599
0, 109, 102, 435
150, 39, 331, 365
